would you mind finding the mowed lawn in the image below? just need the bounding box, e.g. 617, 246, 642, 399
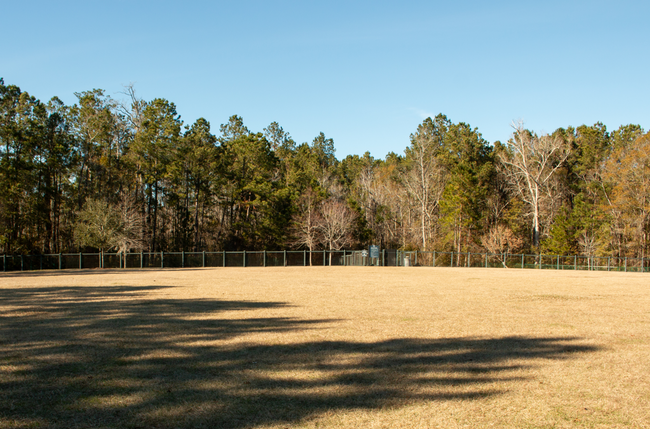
0, 267, 648, 428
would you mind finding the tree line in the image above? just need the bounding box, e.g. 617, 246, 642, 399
1, 79, 648, 260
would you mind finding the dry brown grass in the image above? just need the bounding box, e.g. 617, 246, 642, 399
0, 267, 649, 428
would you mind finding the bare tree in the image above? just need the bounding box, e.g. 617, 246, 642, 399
498, 122, 570, 248
578, 231, 598, 269
114, 193, 145, 254
74, 195, 143, 254
365, 161, 406, 249
481, 224, 524, 268
290, 188, 321, 265
401, 128, 447, 250
317, 198, 354, 265
118, 83, 147, 134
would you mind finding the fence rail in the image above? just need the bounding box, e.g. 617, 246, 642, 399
0, 250, 648, 273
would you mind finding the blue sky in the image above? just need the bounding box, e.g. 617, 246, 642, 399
2, 0, 648, 159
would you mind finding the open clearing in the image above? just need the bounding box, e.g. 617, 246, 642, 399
1, 267, 649, 428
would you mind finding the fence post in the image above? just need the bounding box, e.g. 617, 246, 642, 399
283, 250, 287, 267
467, 252, 470, 267
485, 252, 488, 268
303, 250, 306, 266
574, 255, 577, 270
21, 255, 24, 271
3, 254, 5, 272
223, 251, 226, 267
607, 257, 610, 271
79, 253, 82, 270
263, 250, 267, 267
450, 251, 454, 268
40, 254, 43, 270
556, 255, 559, 270
625, 257, 627, 272
161, 251, 164, 268
182, 251, 185, 268
140, 251, 143, 269
203, 251, 206, 268
433, 250, 436, 267
323, 250, 326, 266
521, 254, 524, 269
59, 253, 62, 270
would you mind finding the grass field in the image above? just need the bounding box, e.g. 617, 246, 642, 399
1, 267, 649, 428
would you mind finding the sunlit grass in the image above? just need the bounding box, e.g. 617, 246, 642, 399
0, 267, 648, 428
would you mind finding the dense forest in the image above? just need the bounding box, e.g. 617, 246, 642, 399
1, 78, 648, 259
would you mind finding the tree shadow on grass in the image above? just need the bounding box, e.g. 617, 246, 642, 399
0, 267, 213, 278
0, 286, 601, 429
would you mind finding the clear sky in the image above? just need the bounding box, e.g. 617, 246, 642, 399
2, 0, 648, 159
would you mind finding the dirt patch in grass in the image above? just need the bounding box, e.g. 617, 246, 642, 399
1, 267, 649, 428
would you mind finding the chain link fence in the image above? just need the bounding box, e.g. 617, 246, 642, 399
1, 250, 648, 273
391, 251, 648, 272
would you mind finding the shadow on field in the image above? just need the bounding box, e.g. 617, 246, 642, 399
0, 267, 208, 278
0, 285, 600, 429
